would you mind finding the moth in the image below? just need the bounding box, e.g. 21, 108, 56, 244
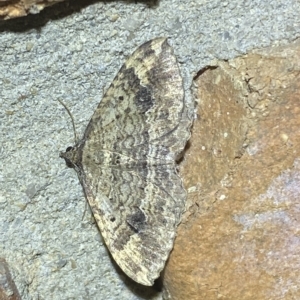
60, 38, 191, 286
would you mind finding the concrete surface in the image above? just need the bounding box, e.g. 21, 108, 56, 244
0, 0, 299, 299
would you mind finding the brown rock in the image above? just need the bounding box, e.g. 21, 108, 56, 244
0, 259, 21, 300
0, 0, 63, 20
163, 40, 300, 299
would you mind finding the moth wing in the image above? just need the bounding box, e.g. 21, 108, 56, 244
79, 38, 191, 285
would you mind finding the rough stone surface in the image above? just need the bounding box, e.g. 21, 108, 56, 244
163, 40, 300, 299
0, 0, 300, 299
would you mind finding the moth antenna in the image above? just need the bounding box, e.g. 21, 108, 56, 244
82, 201, 89, 221
57, 99, 78, 144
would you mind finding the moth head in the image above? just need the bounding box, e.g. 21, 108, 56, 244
60, 146, 80, 169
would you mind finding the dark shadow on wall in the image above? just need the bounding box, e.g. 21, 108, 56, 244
0, 0, 159, 33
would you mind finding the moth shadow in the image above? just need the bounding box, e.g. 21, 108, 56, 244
176, 139, 192, 165
0, 0, 159, 33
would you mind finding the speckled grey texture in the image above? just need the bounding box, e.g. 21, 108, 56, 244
0, 0, 299, 299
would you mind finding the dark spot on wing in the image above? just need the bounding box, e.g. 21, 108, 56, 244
127, 208, 146, 233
